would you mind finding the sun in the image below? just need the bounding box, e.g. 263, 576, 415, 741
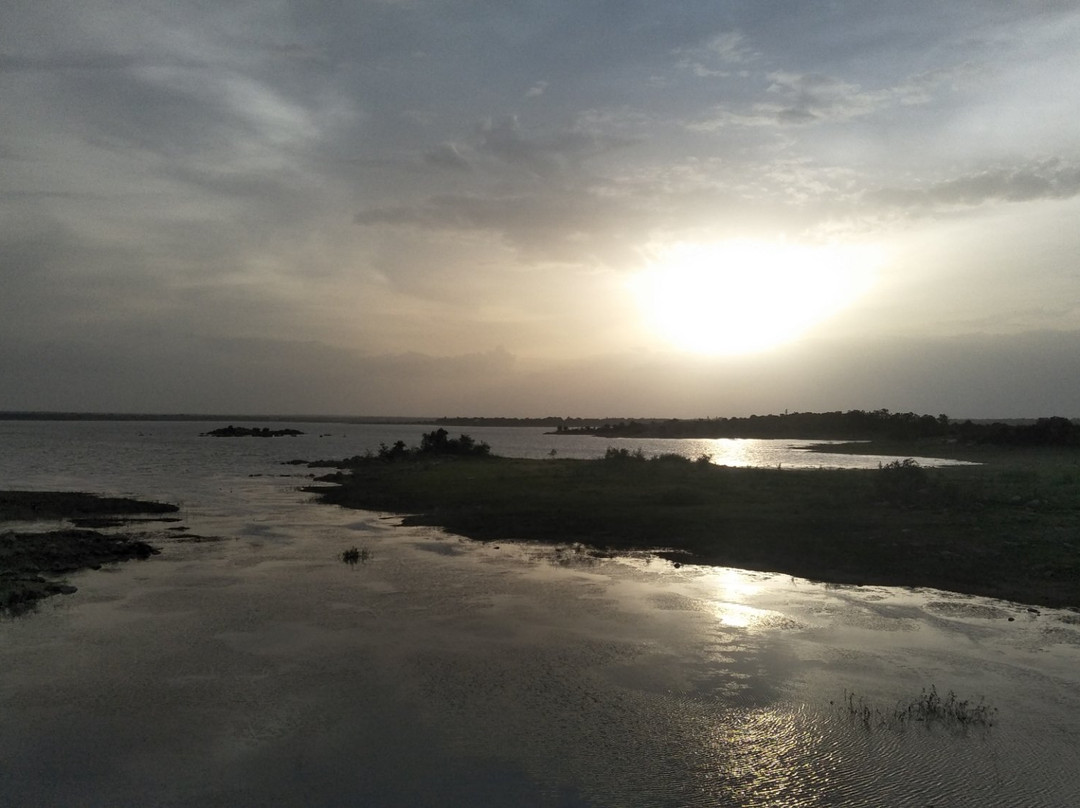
629, 239, 881, 355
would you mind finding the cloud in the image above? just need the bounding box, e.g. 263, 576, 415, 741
866, 159, 1080, 213
3, 1, 1080, 417
0, 52, 139, 72
689, 67, 947, 131
6, 315, 1079, 418
423, 143, 472, 171
0, 325, 522, 415
675, 30, 756, 77
355, 187, 658, 267
472, 115, 631, 177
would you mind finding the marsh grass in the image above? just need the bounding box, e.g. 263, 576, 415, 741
307, 445, 1080, 608
341, 546, 370, 565
838, 686, 997, 732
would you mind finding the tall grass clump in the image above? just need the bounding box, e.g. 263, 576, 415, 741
341, 546, 371, 565
838, 686, 996, 732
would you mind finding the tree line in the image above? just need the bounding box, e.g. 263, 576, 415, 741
554, 411, 1080, 446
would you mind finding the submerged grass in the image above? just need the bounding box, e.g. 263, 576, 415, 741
308, 446, 1080, 608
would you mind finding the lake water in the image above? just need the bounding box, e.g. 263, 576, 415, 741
1, 420, 1078, 806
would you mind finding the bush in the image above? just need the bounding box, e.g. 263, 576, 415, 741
377, 440, 411, 461
652, 453, 692, 465
372, 431, 492, 461
418, 429, 491, 457
604, 447, 646, 462
875, 458, 929, 504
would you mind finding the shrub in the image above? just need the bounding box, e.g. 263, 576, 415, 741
875, 458, 929, 504
604, 447, 646, 462
651, 453, 692, 465
375, 430, 492, 461
377, 440, 411, 461
418, 428, 491, 457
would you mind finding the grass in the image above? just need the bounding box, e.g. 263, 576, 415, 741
308, 447, 1080, 609
838, 686, 997, 732
340, 546, 371, 565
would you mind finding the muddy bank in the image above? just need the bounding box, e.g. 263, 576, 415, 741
1, 491, 178, 614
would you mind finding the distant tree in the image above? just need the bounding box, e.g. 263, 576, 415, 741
377, 440, 411, 460
875, 458, 929, 504
418, 429, 491, 456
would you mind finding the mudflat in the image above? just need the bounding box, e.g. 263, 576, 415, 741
1, 491, 178, 614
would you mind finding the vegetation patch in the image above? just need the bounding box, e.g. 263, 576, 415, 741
340, 546, 371, 565
836, 686, 997, 732
201, 425, 304, 437
556, 410, 1080, 446
305, 432, 1080, 609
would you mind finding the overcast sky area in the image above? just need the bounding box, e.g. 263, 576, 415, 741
2, 1, 1079, 418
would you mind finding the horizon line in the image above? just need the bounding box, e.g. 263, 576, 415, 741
1, 410, 1074, 424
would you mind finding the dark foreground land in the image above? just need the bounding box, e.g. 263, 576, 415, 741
1, 492, 177, 614
309, 441, 1080, 609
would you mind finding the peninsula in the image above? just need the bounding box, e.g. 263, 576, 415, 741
306, 430, 1080, 609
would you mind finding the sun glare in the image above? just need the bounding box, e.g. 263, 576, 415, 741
630, 240, 881, 355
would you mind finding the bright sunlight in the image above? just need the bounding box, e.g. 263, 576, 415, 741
630, 240, 882, 355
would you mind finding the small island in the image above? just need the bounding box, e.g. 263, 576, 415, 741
201, 425, 304, 438
305, 430, 1080, 610
1, 491, 178, 614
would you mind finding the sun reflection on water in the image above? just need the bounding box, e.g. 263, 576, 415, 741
712, 568, 763, 600
700, 705, 837, 807
713, 602, 769, 629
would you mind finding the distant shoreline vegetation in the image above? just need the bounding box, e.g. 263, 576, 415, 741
2, 410, 1078, 448
3, 410, 1078, 448
550, 411, 1080, 447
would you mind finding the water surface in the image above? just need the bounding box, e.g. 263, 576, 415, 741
1, 421, 1075, 806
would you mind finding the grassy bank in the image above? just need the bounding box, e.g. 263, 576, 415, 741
1, 491, 177, 614
310, 449, 1080, 609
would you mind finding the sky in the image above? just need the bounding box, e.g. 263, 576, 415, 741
2, 1, 1079, 418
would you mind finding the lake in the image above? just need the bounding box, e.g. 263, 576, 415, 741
1, 420, 1077, 806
